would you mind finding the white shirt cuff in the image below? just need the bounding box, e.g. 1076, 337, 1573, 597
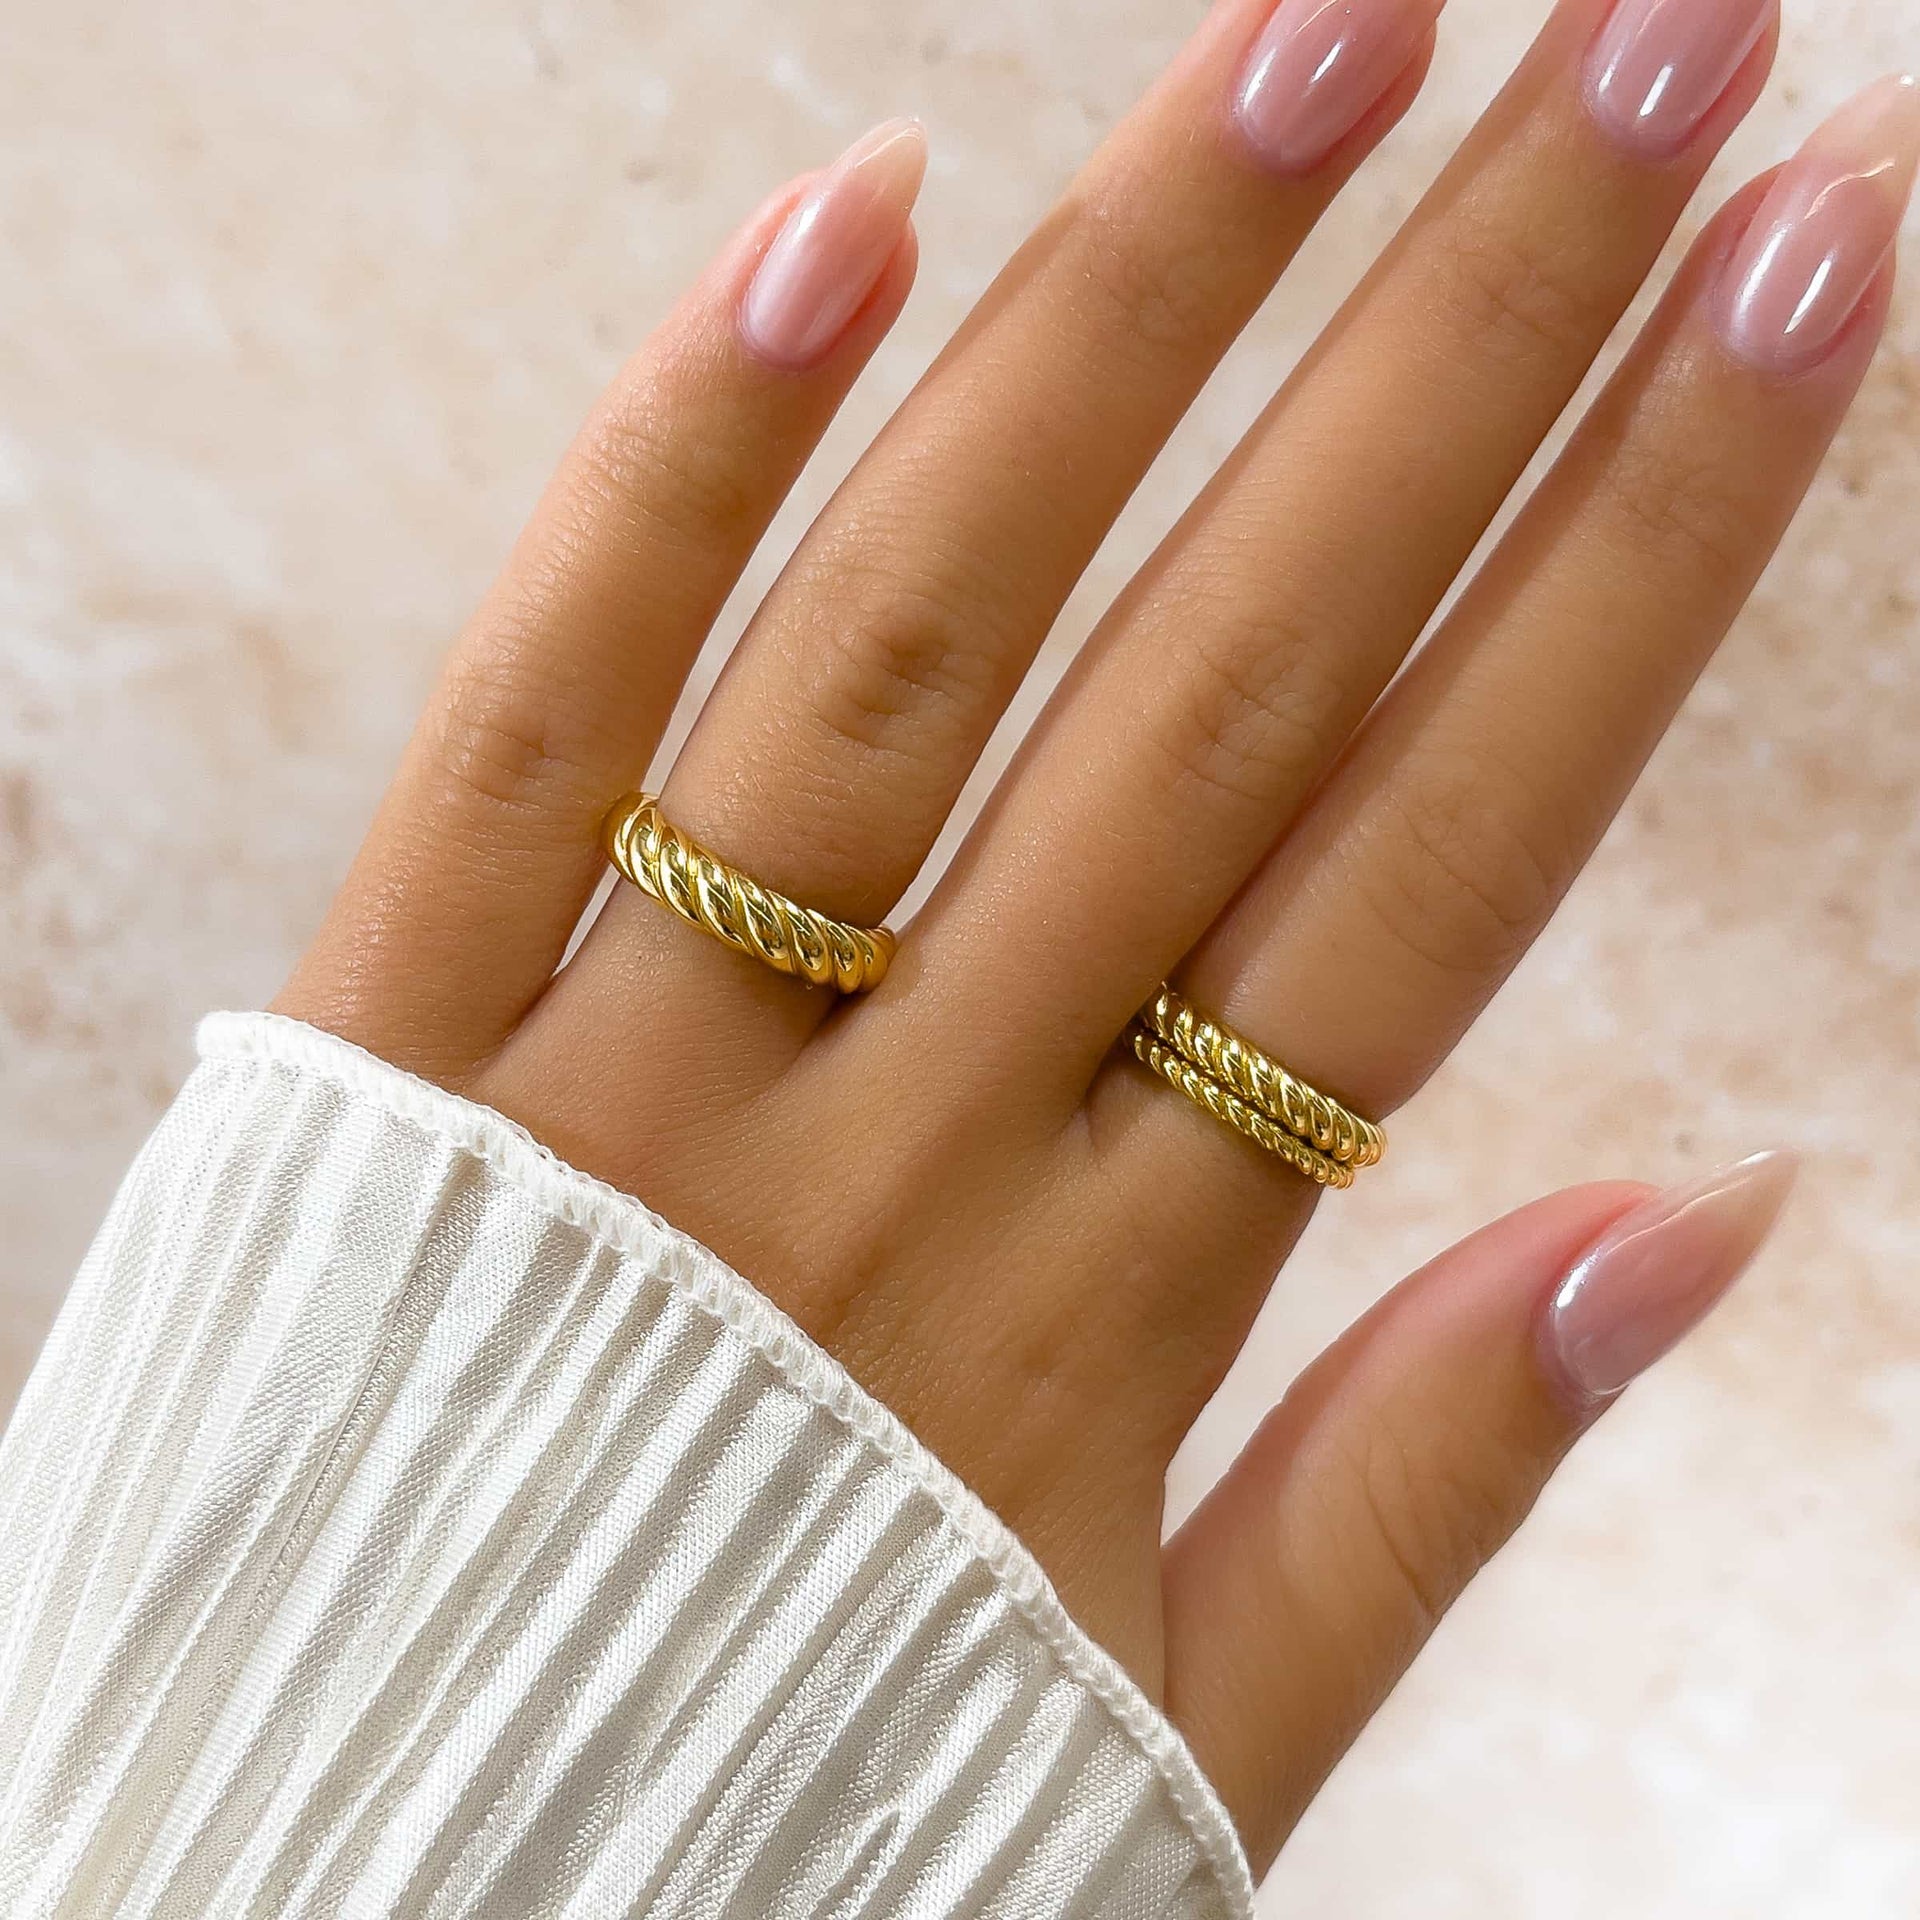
0, 1010, 1253, 1918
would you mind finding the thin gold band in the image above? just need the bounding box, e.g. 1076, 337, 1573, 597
1136, 986, 1385, 1167
603, 792, 896, 993
1126, 985, 1383, 1187
1126, 1028, 1355, 1188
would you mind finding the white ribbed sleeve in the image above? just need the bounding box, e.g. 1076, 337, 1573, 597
0, 1012, 1253, 1919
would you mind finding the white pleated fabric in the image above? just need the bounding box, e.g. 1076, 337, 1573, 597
0, 1012, 1253, 1919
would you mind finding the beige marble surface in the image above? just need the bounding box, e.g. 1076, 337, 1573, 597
3, 0, 1918, 1908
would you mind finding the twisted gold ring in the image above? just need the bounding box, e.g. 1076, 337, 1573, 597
1126, 985, 1383, 1188
603, 792, 896, 993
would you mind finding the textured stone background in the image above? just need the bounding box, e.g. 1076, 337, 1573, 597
3, 0, 1918, 1909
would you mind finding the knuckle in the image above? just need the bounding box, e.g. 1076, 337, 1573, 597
430, 641, 603, 821
788, 558, 1010, 767
1608, 435, 1757, 585
1440, 216, 1595, 370
1362, 747, 1570, 984
1071, 191, 1238, 359
1350, 1415, 1534, 1635
1146, 615, 1355, 823
570, 384, 758, 556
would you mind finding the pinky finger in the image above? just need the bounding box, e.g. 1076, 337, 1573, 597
279, 120, 926, 1080
1162, 1153, 1796, 1872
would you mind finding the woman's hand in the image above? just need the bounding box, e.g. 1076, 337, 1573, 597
275, 0, 1902, 1872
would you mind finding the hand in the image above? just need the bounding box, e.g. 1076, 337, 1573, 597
275, 0, 1901, 1872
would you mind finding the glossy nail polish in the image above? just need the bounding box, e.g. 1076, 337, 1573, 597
1715, 74, 1920, 377
739, 118, 927, 372
1541, 1150, 1798, 1405
1233, 0, 1442, 177
1584, 0, 1774, 160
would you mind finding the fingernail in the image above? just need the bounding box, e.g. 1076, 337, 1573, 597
739, 118, 927, 372
1584, 0, 1774, 160
1714, 74, 1920, 377
1232, 0, 1442, 177
1542, 1150, 1798, 1405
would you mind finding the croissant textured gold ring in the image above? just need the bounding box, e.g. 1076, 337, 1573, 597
603, 792, 896, 993
1126, 985, 1384, 1188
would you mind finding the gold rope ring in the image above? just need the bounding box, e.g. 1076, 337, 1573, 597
1126, 1027, 1354, 1188
603, 792, 896, 994
1126, 984, 1384, 1186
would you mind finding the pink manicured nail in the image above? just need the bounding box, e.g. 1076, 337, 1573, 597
1233, 0, 1442, 177
1715, 74, 1920, 377
1541, 1150, 1798, 1405
739, 118, 927, 371
1584, 0, 1774, 160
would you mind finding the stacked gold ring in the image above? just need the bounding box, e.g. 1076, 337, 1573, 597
603, 792, 896, 993
1126, 985, 1383, 1189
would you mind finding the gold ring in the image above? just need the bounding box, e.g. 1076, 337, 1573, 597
1137, 986, 1384, 1167
603, 792, 896, 993
1126, 984, 1383, 1187
1126, 1027, 1354, 1188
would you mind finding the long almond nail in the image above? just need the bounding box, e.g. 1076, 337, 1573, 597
1584, 0, 1774, 160
739, 118, 927, 372
1715, 74, 1920, 377
1233, 0, 1442, 177
1541, 1150, 1798, 1405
